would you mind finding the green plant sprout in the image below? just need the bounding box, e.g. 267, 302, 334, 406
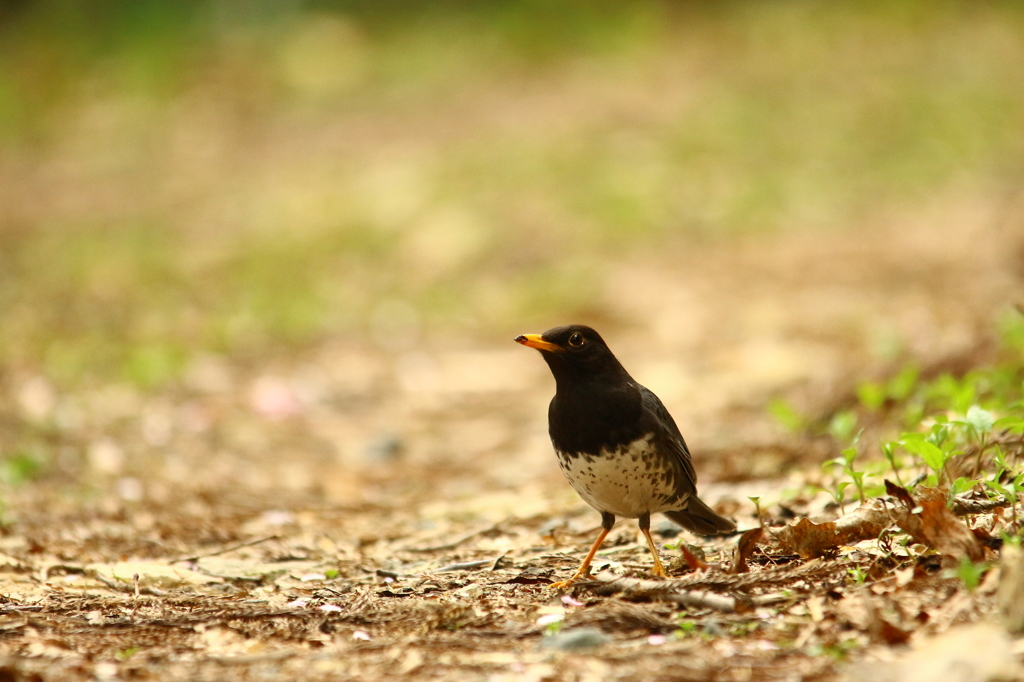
949, 557, 989, 592
819, 481, 850, 515
882, 441, 905, 487
951, 477, 975, 496
828, 410, 859, 442
987, 472, 1024, 534
749, 496, 764, 528
768, 398, 804, 433
675, 617, 712, 641
841, 446, 868, 505
846, 565, 867, 586
858, 365, 921, 412
676, 619, 698, 637
823, 436, 870, 507
961, 405, 995, 476
899, 427, 956, 487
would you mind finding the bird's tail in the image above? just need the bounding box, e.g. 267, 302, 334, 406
664, 495, 737, 536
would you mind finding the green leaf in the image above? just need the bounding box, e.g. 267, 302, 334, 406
926, 422, 950, 447
901, 436, 947, 473
951, 557, 987, 592
994, 416, 1024, 433
829, 410, 858, 442
887, 365, 920, 401
863, 483, 888, 498
965, 405, 995, 436
951, 477, 975, 495
856, 381, 886, 411
987, 480, 1011, 499
0, 452, 43, 486
768, 398, 803, 432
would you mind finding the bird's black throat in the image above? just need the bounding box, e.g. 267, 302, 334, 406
547, 374, 647, 457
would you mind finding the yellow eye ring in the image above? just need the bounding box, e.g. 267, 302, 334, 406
568, 333, 585, 347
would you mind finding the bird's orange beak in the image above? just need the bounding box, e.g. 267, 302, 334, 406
515, 334, 560, 352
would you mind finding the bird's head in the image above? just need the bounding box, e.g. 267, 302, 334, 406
515, 324, 629, 385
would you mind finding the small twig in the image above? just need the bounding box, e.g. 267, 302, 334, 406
209, 650, 300, 666
435, 558, 500, 573
39, 563, 86, 583
591, 573, 791, 612
405, 524, 501, 553
0, 550, 34, 571
590, 572, 787, 613
585, 569, 745, 610
93, 574, 168, 597
171, 535, 279, 564
665, 589, 740, 613
951, 495, 1010, 516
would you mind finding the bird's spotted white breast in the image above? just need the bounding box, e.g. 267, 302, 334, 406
556, 434, 688, 519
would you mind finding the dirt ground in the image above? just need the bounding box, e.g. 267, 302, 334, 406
0, 208, 1022, 681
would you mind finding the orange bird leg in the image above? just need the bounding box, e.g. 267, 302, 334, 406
549, 512, 615, 589
638, 513, 668, 578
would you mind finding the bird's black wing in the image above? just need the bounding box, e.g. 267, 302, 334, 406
638, 385, 698, 496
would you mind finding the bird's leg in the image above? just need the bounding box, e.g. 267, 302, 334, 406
638, 513, 668, 578
549, 512, 615, 589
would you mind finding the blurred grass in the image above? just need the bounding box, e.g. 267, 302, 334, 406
1, 1, 1023, 387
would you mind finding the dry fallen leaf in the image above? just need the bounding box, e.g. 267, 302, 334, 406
773, 518, 841, 558
884, 479, 916, 509
679, 544, 711, 571
833, 499, 891, 543
888, 485, 984, 562
773, 501, 892, 559
732, 527, 763, 573
86, 562, 223, 589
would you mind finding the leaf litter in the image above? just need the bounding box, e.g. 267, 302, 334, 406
2, 440, 1022, 681
1, 228, 1023, 680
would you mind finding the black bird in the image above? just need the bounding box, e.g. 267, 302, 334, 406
516, 324, 735, 587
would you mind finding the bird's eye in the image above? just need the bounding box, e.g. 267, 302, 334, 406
568, 333, 585, 348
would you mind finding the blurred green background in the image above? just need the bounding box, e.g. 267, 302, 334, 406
1, 0, 1023, 389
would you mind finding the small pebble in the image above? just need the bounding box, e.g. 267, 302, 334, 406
540, 627, 610, 652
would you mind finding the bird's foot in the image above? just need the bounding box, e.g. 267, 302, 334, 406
649, 564, 668, 579
547, 571, 593, 590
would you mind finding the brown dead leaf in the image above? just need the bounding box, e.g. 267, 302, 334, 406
874, 617, 912, 645
864, 598, 913, 646
773, 502, 889, 559
885, 479, 916, 509
731, 527, 763, 573
837, 592, 913, 646
834, 499, 891, 544
679, 544, 710, 571
890, 487, 984, 562
774, 497, 897, 557
773, 518, 840, 558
